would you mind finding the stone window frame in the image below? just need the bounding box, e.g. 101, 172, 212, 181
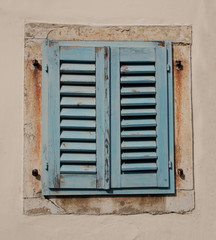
24, 23, 194, 215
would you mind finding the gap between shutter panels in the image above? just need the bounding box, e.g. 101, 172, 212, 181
120, 60, 158, 174
60, 59, 97, 175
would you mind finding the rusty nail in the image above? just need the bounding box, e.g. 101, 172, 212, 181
175, 60, 183, 71
177, 168, 185, 180
32, 169, 39, 177
32, 59, 42, 70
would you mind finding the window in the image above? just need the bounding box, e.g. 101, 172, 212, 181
42, 40, 174, 195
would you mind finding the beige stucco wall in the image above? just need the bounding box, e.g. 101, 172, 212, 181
0, 0, 216, 239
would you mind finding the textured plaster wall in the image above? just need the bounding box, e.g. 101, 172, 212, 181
0, 0, 216, 239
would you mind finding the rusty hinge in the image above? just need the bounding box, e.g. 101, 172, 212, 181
166, 64, 170, 72
45, 64, 49, 73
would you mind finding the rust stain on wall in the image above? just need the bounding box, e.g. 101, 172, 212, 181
173, 44, 192, 190
24, 60, 42, 194
24, 40, 43, 198
32, 63, 42, 155
174, 58, 183, 189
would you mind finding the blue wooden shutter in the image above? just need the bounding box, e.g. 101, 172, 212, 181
43, 41, 110, 191
111, 45, 170, 189
42, 40, 174, 195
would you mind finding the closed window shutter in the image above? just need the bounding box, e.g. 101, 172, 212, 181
111, 46, 170, 189
44, 42, 110, 190
42, 40, 174, 195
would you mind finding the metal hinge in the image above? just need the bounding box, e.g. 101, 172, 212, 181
45, 64, 49, 73
167, 64, 170, 72
169, 161, 172, 169
46, 163, 49, 171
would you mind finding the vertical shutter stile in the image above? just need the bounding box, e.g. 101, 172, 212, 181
155, 45, 169, 187
96, 47, 110, 189
48, 42, 60, 189
111, 48, 121, 188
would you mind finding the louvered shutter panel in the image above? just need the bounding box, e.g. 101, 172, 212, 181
43, 42, 110, 191
111, 46, 170, 189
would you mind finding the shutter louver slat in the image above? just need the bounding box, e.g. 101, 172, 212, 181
121, 87, 156, 95
121, 108, 156, 116
121, 76, 155, 84
59, 46, 96, 61
122, 152, 158, 160
60, 119, 96, 129
61, 142, 96, 152
121, 130, 157, 138
60, 63, 95, 73
121, 97, 156, 106
120, 65, 155, 74
60, 131, 96, 141
60, 108, 96, 119
121, 141, 157, 150
61, 153, 96, 163
60, 85, 96, 96
61, 75, 95, 85
121, 119, 156, 128
60, 97, 96, 107
122, 163, 158, 171
60, 165, 97, 174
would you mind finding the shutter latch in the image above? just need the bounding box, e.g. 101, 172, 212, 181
166, 64, 170, 72
46, 163, 49, 171
168, 161, 172, 169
